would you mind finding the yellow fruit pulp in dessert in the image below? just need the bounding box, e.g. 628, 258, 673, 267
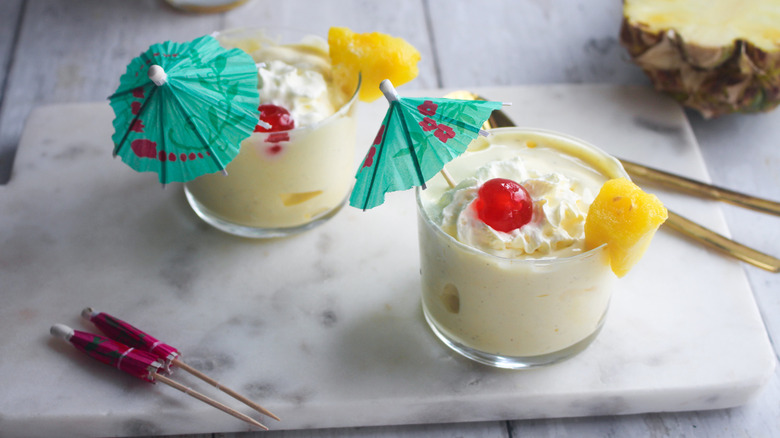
328, 27, 421, 102
585, 177, 668, 277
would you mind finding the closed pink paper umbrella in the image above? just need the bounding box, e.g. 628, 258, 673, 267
81, 308, 180, 370
51, 323, 163, 382
81, 307, 279, 422
50, 324, 267, 430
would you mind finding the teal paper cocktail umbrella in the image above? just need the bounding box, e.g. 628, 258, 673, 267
349, 80, 504, 210
110, 34, 260, 184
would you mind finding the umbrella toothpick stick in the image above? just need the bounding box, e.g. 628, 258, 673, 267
152, 373, 268, 430
440, 167, 457, 189
171, 358, 281, 421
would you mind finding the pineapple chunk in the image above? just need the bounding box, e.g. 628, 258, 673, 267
585, 178, 668, 277
279, 190, 323, 207
328, 27, 421, 102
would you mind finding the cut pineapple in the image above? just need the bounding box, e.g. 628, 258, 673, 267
585, 178, 668, 277
328, 27, 421, 102
620, 0, 780, 118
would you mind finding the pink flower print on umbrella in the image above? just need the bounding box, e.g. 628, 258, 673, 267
417, 100, 438, 116
362, 147, 377, 169
433, 124, 456, 143
130, 120, 145, 133
419, 117, 437, 132
362, 125, 386, 169
131, 139, 158, 159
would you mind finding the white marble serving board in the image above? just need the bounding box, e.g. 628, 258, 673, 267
0, 85, 774, 438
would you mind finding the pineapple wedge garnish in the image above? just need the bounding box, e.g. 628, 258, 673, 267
328, 27, 421, 103
585, 178, 668, 277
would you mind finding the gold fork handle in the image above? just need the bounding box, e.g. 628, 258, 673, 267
664, 210, 780, 272
620, 159, 780, 217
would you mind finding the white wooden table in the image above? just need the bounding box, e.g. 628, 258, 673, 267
1, 1, 778, 436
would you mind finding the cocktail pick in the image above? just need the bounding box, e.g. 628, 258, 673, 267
81, 307, 280, 422
50, 324, 268, 430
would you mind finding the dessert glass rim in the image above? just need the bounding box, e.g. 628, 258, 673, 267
212, 27, 362, 134
416, 126, 628, 265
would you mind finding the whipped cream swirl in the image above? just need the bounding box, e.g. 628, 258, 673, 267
257, 59, 335, 128
433, 157, 596, 258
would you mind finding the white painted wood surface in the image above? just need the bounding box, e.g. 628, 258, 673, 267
0, 1, 777, 437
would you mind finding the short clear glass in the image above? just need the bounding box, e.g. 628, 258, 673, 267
416, 127, 629, 369
184, 29, 360, 238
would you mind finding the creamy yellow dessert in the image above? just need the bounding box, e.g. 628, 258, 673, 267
184, 29, 359, 236
417, 128, 631, 367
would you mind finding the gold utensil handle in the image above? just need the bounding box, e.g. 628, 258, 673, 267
664, 211, 780, 272
620, 159, 780, 217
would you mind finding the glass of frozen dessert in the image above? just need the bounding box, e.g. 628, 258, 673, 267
185, 28, 360, 238
416, 127, 630, 369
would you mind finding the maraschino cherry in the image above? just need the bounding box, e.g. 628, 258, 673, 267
473, 178, 533, 232
254, 104, 295, 132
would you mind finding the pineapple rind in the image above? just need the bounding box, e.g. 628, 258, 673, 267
620, 0, 780, 118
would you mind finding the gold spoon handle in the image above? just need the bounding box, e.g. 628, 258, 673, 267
619, 159, 780, 217
665, 211, 780, 273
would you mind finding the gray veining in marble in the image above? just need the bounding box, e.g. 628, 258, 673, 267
0, 85, 774, 438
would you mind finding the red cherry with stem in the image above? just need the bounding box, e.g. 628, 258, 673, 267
473, 178, 533, 232
254, 104, 295, 132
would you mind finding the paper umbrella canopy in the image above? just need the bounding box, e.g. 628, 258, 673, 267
349, 80, 504, 210
109, 34, 260, 184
